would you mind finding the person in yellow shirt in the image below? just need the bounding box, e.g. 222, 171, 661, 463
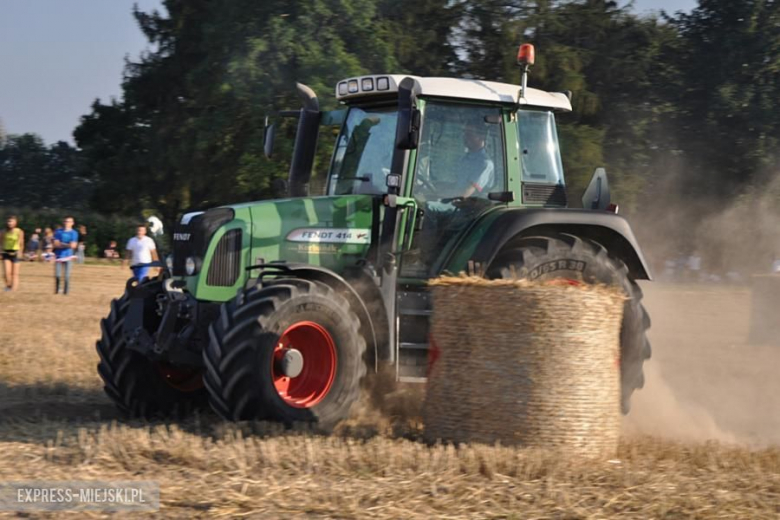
1, 215, 24, 292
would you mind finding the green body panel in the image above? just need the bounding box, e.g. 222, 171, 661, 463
503, 110, 524, 208
183, 196, 375, 302
436, 207, 509, 275
246, 194, 374, 269
185, 206, 253, 301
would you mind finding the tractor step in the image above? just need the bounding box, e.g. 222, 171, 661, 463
398, 376, 427, 384
398, 309, 433, 316
397, 344, 429, 378
396, 285, 433, 382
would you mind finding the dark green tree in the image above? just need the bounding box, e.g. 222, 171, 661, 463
76, 0, 399, 224
670, 0, 780, 199
0, 134, 91, 210
0, 134, 50, 208
378, 0, 464, 75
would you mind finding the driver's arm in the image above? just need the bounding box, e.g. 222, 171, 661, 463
461, 160, 494, 198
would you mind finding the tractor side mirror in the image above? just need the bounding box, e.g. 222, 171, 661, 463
581, 167, 611, 210
263, 120, 276, 159
396, 108, 420, 150
395, 77, 421, 150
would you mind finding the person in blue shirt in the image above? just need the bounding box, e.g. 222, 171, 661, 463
53, 216, 79, 295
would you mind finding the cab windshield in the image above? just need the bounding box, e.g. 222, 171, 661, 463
328, 106, 398, 195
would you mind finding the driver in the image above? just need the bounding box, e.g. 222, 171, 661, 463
456, 122, 494, 198
410, 120, 495, 266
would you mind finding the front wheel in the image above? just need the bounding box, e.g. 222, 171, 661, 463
96, 279, 206, 418
487, 233, 652, 414
204, 278, 366, 429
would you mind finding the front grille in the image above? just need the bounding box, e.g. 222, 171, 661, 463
206, 229, 242, 286
522, 183, 568, 206
172, 208, 234, 276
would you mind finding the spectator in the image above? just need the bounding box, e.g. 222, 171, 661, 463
661, 258, 675, 282
687, 252, 702, 283
53, 217, 79, 295
76, 225, 87, 264
124, 224, 159, 281
104, 240, 120, 261
1, 215, 24, 291
26, 228, 41, 262
41, 228, 55, 262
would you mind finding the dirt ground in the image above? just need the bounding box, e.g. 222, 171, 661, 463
0, 263, 777, 518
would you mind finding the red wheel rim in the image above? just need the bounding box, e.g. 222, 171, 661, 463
272, 321, 337, 408
155, 362, 204, 392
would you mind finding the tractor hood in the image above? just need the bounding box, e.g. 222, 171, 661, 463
237, 195, 377, 273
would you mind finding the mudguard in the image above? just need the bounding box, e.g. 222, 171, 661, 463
458, 208, 652, 280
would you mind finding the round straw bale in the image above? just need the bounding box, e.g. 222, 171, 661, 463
423, 276, 625, 459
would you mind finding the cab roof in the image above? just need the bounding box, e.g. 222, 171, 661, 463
335, 74, 572, 112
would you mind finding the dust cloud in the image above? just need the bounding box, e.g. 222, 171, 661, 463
335, 367, 425, 438
621, 169, 780, 447
622, 280, 780, 449
623, 362, 738, 444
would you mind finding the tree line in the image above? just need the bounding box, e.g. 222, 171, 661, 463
3, 0, 780, 270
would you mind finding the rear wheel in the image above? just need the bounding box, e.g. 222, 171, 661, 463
204, 279, 366, 428
96, 280, 206, 418
486, 233, 652, 413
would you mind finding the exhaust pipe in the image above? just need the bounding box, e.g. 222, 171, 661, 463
288, 83, 321, 197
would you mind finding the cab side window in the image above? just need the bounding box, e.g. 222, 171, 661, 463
517, 110, 564, 185
414, 102, 505, 200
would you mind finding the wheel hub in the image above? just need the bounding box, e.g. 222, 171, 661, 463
277, 348, 304, 378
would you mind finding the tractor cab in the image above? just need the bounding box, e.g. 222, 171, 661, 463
329, 74, 569, 206
281, 64, 573, 279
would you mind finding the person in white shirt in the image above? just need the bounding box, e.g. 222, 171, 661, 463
123, 224, 159, 281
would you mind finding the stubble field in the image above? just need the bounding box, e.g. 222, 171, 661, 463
0, 263, 777, 518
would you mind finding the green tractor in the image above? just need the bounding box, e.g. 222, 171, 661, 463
97, 45, 651, 426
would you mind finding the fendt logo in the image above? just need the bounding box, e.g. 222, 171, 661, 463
286, 228, 371, 245
173, 233, 191, 241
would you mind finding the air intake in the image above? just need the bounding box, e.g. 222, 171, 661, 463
522, 183, 568, 206
207, 229, 242, 287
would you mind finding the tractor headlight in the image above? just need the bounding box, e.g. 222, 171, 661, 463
165, 254, 174, 271
185, 256, 197, 275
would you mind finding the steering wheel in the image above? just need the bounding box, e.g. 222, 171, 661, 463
439, 196, 464, 204
440, 196, 488, 210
